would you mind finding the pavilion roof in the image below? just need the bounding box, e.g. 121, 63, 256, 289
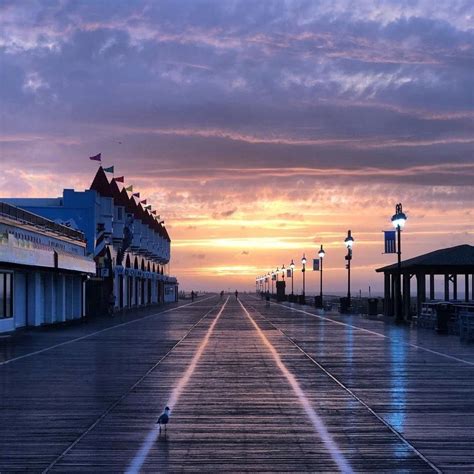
376, 244, 474, 273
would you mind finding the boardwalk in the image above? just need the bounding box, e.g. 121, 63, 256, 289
1, 295, 474, 472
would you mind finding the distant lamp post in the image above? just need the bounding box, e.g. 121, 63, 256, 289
301, 254, 307, 302
391, 203, 407, 323
344, 230, 354, 307
281, 264, 285, 281
271, 271, 275, 295
318, 245, 326, 307
290, 259, 295, 296
276, 267, 279, 282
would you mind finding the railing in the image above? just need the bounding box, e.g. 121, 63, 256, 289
0, 202, 85, 242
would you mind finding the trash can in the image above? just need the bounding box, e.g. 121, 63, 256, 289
436, 303, 452, 334
314, 295, 323, 308
368, 298, 378, 316
340, 297, 350, 314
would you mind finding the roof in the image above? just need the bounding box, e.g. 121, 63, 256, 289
90, 167, 113, 198
376, 244, 474, 273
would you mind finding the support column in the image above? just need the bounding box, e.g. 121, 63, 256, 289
444, 274, 450, 301
429, 274, 435, 300
416, 273, 426, 318
403, 273, 411, 320
452, 274, 458, 300
465, 274, 469, 302
55, 274, 66, 323
27, 272, 43, 327
383, 273, 390, 316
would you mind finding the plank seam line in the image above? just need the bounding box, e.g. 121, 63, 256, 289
246, 302, 442, 474
239, 299, 354, 474
267, 298, 474, 367
0, 295, 216, 367
41, 298, 224, 473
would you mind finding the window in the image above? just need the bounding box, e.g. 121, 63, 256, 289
0, 272, 13, 319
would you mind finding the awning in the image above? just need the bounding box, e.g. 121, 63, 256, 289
55, 251, 96, 274
0, 242, 54, 268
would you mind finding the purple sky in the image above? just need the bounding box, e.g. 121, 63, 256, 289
1, 0, 473, 291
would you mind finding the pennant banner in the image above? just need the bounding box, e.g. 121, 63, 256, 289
133, 192, 140, 198
114, 176, 124, 183
89, 153, 101, 161
144, 204, 152, 210
104, 166, 114, 173
384, 230, 397, 254
125, 185, 133, 192
313, 259, 320, 271
140, 199, 147, 204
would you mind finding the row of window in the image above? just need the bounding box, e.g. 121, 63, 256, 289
0, 272, 13, 319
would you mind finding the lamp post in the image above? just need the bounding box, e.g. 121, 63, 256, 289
276, 267, 279, 282
290, 259, 295, 297
318, 244, 325, 307
344, 230, 354, 307
271, 271, 274, 295
301, 254, 307, 303
281, 264, 285, 281
391, 203, 407, 323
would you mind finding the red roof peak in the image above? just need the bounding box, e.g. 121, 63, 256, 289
90, 166, 113, 198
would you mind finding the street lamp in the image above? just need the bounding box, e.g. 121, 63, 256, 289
281, 264, 285, 280
301, 254, 307, 302
318, 244, 325, 307
276, 267, 279, 282
391, 203, 407, 322
344, 230, 354, 307
290, 259, 295, 297
271, 270, 274, 295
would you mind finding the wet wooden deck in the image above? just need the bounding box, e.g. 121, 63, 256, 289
1, 294, 473, 472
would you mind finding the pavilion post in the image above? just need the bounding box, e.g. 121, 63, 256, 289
384, 272, 391, 316
465, 274, 469, 302
444, 274, 450, 301
429, 274, 435, 300
453, 274, 458, 300
416, 273, 426, 317
403, 273, 411, 320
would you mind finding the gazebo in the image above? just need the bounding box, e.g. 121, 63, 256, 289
376, 244, 474, 320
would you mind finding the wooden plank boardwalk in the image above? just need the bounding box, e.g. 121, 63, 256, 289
1, 294, 473, 472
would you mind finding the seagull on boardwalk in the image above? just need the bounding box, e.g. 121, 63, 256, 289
156, 406, 170, 435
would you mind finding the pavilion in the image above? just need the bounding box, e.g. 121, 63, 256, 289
376, 244, 474, 320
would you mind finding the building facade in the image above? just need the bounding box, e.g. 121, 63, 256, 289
0, 202, 95, 333
5, 167, 178, 316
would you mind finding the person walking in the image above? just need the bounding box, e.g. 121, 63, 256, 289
107, 291, 115, 316
235, 290, 239, 299
191, 290, 195, 302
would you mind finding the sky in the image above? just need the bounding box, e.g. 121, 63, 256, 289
0, 0, 473, 293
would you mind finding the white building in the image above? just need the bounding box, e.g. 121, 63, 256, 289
0, 202, 95, 334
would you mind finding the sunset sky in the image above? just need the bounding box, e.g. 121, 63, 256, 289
1, 0, 473, 293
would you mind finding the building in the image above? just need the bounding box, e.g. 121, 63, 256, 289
4, 167, 178, 315
0, 202, 95, 333
376, 244, 474, 320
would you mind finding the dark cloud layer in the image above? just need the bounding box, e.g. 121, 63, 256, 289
1, 0, 473, 200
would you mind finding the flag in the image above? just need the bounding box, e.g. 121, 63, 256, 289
313, 259, 320, 271
140, 199, 147, 204
151, 210, 157, 215
384, 230, 397, 253
125, 185, 133, 192
103, 166, 114, 173
287, 269, 292, 278
144, 204, 152, 210
133, 192, 140, 198
89, 153, 101, 161
114, 176, 124, 183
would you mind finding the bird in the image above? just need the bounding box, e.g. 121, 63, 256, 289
156, 406, 170, 435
